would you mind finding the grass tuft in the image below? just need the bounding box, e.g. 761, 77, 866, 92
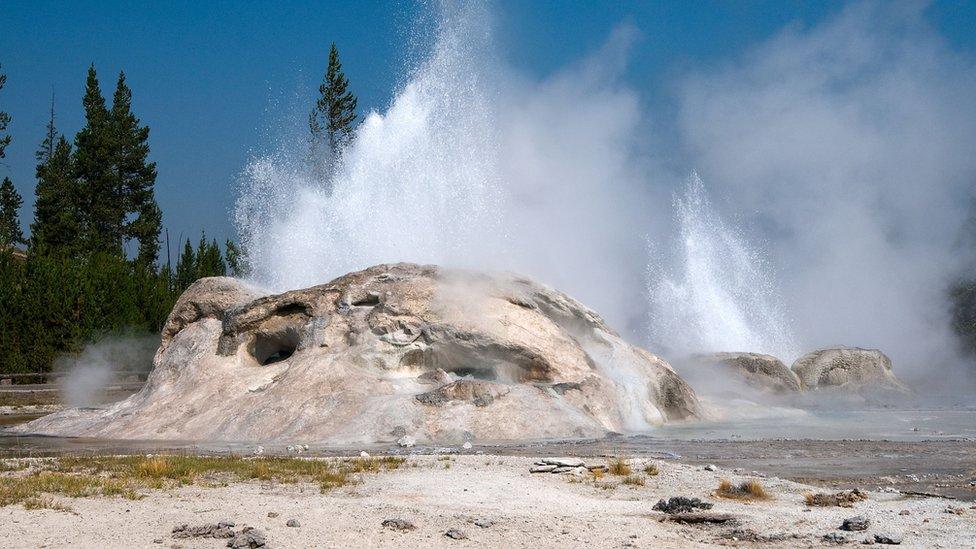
621, 475, 645, 487
608, 458, 631, 476
643, 463, 659, 476
22, 496, 74, 513
715, 478, 771, 500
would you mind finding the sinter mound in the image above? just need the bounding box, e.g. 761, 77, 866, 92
18, 263, 702, 444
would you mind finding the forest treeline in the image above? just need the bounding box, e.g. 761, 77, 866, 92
0, 45, 358, 376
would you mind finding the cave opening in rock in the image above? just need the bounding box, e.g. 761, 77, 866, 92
250, 328, 300, 366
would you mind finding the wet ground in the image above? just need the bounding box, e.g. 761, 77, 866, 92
3, 406, 975, 501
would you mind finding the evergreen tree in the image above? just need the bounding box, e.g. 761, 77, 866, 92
175, 237, 196, 291
309, 43, 358, 156
111, 72, 160, 266
0, 65, 10, 159
0, 178, 24, 248
32, 100, 81, 254
36, 93, 57, 166
225, 239, 245, 277
73, 64, 123, 255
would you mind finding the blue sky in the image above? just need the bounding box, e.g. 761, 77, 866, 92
1, 1, 974, 255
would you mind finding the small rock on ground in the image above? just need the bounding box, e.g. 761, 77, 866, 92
840, 515, 870, 531
653, 496, 713, 514
286, 519, 300, 527
226, 527, 266, 548
444, 528, 467, 540
874, 533, 903, 545
382, 518, 416, 531
822, 533, 848, 544
396, 436, 416, 448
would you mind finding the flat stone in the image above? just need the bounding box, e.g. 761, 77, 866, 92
540, 458, 585, 467
529, 465, 557, 473
286, 519, 300, 527
551, 466, 584, 474
444, 528, 467, 540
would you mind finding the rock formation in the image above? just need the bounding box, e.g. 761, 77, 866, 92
688, 352, 801, 394
18, 263, 702, 443
791, 346, 908, 394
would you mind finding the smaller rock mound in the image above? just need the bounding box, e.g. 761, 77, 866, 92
791, 347, 908, 394
690, 352, 800, 394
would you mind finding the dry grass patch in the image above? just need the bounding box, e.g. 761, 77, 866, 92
804, 488, 868, 508
621, 475, 645, 487
715, 478, 771, 501
22, 496, 74, 513
0, 454, 407, 509
609, 458, 631, 476
644, 463, 659, 476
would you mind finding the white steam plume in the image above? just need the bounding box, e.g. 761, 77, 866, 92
236, 4, 654, 333
675, 1, 976, 383
235, 1, 976, 389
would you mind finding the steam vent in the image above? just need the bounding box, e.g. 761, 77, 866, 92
19, 263, 701, 444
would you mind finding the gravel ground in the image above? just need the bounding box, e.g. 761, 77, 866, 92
1, 455, 973, 548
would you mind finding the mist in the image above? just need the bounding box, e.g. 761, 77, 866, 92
675, 1, 976, 384
235, 1, 976, 390
56, 336, 158, 408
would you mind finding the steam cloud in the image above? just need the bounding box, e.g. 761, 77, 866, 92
57, 336, 157, 408
236, 2, 976, 388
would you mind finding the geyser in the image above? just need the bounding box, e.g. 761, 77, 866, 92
647, 174, 798, 362
18, 264, 702, 443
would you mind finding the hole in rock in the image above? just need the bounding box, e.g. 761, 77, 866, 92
250, 328, 300, 366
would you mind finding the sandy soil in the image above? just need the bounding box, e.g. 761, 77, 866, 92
1, 455, 974, 548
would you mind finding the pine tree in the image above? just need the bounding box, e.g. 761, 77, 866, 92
0, 178, 25, 248
309, 43, 358, 156
175, 237, 196, 291
32, 99, 81, 254
111, 71, 160, 266
225, 239, 246, 277
0, 65, 10, 159
74, 64, 123, 256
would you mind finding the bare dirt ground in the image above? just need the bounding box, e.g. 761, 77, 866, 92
1, 455, 974, 549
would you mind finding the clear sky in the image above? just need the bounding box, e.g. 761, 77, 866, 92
2, 0, 974, 255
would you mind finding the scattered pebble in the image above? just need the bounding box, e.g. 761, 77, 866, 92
703, 464, 717, 472
267, 512, 278, 519
898, 510, 909, 516
462, 441, 473, 450
444, 528, 467, 540
360, 451, 370, 458
472, 517, 494, 529
286, 519, 300, 528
